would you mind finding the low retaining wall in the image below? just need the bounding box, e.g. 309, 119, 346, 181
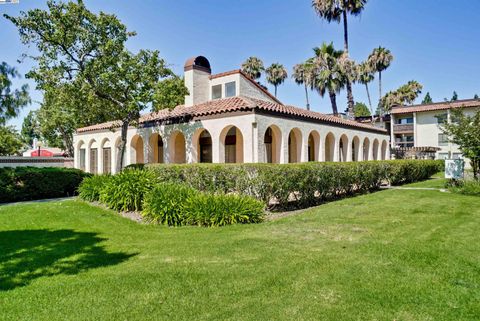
0, 157, 74, 168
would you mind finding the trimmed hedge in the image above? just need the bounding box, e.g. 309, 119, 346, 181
0, 167, 89, 203
148, 160, 443, 209
142, 182, 264, 227
78, 175, 112, 202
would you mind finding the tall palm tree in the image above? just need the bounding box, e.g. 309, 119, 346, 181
367, 46, 393, 110
241, 57, 264, 81
265, 63, 288, 97
356, 61, 374, 113
292, 62, 314, 110
312, 0, 367, 116
311, 42, 345, 116
381, 80, 422, 111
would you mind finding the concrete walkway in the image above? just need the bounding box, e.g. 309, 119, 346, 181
380, 186, 449, 192
0, 197, 74, 207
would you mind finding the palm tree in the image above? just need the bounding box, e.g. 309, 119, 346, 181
311, 42, 345, 116
241, 57, 264, 81
356, 61, 374, 113
381, 80, 423, 111
367, 46, 393, 110
265, 63, 288, 97
292, 62, 314, 110
312, 0, 367, 116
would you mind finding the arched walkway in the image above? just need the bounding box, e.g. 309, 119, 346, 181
288, 128, 302, 163
381, 140, 388, 160
149, 133, 164, 164
220, 126, 244, 163
352, 136, 361, 162
264, 125, 282, 163
339, 134, 349, 162
100, 138, 112, 174
363, 138, 370, 161
308, 131, 320, 162
194, 129, 212, 163
130, 135, 144, 164
372, 139, 379, 160
325, 132, 335, 162
170, 131, 186, 164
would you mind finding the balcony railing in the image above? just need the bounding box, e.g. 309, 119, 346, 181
394, 142, 414, 148
393, 123, 414, 133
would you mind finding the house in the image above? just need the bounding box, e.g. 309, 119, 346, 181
73, 56, 390, 174
390, 99, 480, 160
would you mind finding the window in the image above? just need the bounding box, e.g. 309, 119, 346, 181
437, 152, 449, 160
436, 113, 447, 124
438, 133, 448, 146
212, 84, 222, 99
80, 149, 86, 171
103, 148, 111, 174
225, 81, 236, 97
452, 153, 463, 160
397, 117, 413, 124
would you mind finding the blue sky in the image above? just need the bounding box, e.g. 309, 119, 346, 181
2, 0, 479, 129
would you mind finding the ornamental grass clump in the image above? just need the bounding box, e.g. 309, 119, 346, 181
142, 183, 197, 226
99, 169, 157, 212
447, 179, 480, 196
78, 175, 111, 202
183, 193, 265, 227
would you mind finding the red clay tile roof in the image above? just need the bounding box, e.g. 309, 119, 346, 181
210, 69, 282, 104
77, 96, 387, 134
391, 99, 480, 114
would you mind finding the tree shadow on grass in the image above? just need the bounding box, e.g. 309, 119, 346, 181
0, 229, 136, 291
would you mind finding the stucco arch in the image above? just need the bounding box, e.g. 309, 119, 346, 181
149, 133, 164, 164
308, 130, 320, 162
220, 125, 244, 163
130, 134, 144, 164
169, 131, 187, 164
363, 137, 371, 161
325, 132, 336, 162
288, 128, 302, 163
339, 134, 349, 162
264, 125, 282, 164
372, 139, 380, 160
381, 140, 388, 160
192, 128, 213, 163
352, 136, 361, 162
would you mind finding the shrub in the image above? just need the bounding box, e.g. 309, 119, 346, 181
99, 169, 157, 211
183, 193, 265, 227
447, 179, 480, 196
78, 175, 112, 202
142, 183, 196, 226
0, 167, 89, 203
148, 160, 443, 210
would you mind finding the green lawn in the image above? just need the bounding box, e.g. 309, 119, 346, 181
1, 177, 479, 321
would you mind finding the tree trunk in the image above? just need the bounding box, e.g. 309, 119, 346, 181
378, 71, 383, 115
329, 90, 338, 116
61, 129, 74, 157
342, 11, 354, 117
304, 84, 310, 110
274, 85, 278, 98
365, 83, 374, 122
116, 120, 129, 173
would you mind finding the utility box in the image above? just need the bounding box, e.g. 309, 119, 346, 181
445, 159, 464, 179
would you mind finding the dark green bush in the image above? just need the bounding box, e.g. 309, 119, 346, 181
78, 175, 112, 202
99, 169, 157, 211
148, 160, 443, 210
142, 183, 197, 226
183, 193, 265, 227
0, 167, 89, 203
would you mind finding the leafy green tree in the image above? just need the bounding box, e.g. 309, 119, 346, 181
292, 62, 314, 110
153, 76, 189, 110
241, 57, 264, 81
0, 126, 24, 156
380, 80, 423, 111
367, 46, 393, 111
311, 42, 345, 116
439, 108, 480, 179
451, 91, 458, 101
312, 0, 367, 116
21, 110, 40, 147
474, 94, 479, 99
265, 63, 288, 97
422, 92, 433, 104
353, 102, 371, 117
0, 62, 30, 125
6, 1, 173, 171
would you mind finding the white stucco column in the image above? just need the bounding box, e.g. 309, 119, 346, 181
333, 138, 340, 162
368, 143, 374, 161
346, 139, 353, 162
301, 134, 309, 162
390, 114, 395, 148
358, 141, 364, 161
280, 132, 289, 164
251, 122, 258, 163
413, 112, 417, 147
319, 137, 325, 162
212, 134, 221, 163
85, 147, 91, 173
